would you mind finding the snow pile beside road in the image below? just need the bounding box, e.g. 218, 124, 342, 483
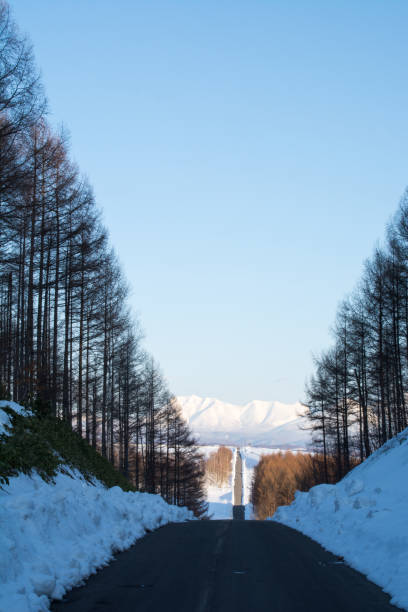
0, 469, 192, 612
272, 428, 408, 610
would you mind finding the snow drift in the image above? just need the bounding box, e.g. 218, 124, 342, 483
0, 404, 192, 612
178, 395, 310, 448
272, 428, 408, 610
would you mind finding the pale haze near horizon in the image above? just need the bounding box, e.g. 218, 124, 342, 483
11, 0, 408, 404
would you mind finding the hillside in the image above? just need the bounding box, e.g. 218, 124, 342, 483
177, 395, 310, 448
272, 428, 408, 610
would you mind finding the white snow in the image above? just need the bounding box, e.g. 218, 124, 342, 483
272, 428, 408, 610
178, 395, 310, 448
0, 400, 31, 435
0, 405, 192, 612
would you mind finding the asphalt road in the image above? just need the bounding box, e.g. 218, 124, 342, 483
51, 520, 400, 612
233, 449, 243, 506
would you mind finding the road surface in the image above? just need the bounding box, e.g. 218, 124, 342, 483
233, 449, 242, 506
233, 448, 245, 519
51, 520, 400, 612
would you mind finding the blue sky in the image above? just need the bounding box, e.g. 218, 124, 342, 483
11, 0, 408, 404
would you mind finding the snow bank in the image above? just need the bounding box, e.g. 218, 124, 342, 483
0, 470, 191, 611
0, 402, 192, 612
272, 428, 408, 610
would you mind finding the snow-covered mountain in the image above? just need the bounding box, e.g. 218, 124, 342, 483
177, 395, 311, 449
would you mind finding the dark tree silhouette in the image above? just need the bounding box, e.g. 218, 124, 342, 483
0, 1, 206, 517
304, 189, 408, 475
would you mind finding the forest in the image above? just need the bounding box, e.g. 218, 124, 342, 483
250, 451, 357, 519
0, 3, 206, 516
304, 191, 408, 482
252, 189, 408, 516
205, 446, 232, 487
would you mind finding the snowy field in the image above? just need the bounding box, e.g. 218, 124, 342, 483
0, 403, 192, 612
272, 428, 408, 611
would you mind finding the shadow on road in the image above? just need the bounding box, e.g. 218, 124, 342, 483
232, 505, 245, 520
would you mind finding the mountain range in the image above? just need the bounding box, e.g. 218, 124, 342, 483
177, 395, 311, 449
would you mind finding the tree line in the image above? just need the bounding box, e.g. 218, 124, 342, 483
304, 189, 408, 482
251, 451, 344, 520
0, 2, 206, 516
205, 446, 232, 487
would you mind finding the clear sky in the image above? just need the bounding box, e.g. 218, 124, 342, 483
10, 0, 408, 404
